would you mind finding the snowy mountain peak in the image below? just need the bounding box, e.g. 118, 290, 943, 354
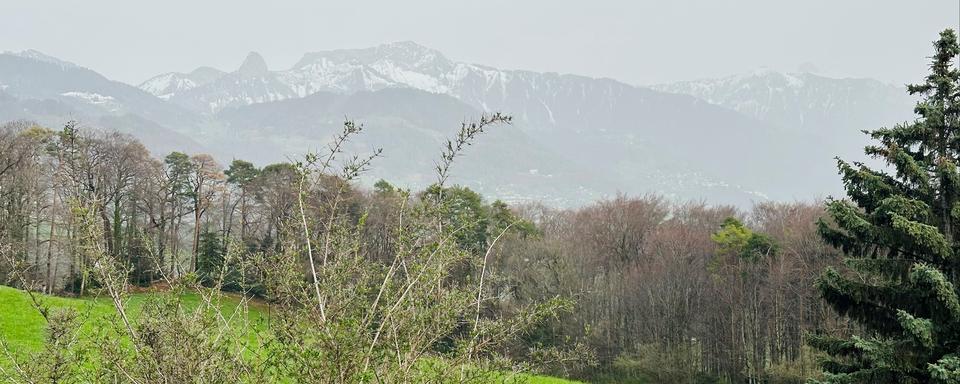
293, 41, 451, 71
238, 52, 268, 75
739, 69, 805, 87
4, 49, 78, 69
138, 73, 186, 99
142, 41, 550, 113
139, 66, 226, 99
371, 40, 448, 65
138, 41, 483, 111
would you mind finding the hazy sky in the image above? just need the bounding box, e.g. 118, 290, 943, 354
0, 1, 957, 86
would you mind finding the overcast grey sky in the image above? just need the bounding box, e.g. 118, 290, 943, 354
0, 1, 957, 86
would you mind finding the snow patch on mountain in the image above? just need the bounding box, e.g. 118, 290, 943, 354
140, 73, 198, 100
60, 91, 122, 112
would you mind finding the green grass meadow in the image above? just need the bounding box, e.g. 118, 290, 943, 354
0, 285, 581, 383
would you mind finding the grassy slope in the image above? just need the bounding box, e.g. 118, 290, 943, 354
0, 286, 580, 383
0, 285, 258, 352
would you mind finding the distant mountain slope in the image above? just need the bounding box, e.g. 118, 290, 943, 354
210, 78, 826, 205
215, 88, 614, 205
651, 70, 914, 134
138, 42, 838, 204
0, 51, 208, 157
0, 45, 918, 206
651, 70, 917, 166
0, 51, 204, 130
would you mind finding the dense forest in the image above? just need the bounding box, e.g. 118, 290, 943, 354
0, 29, 958, 384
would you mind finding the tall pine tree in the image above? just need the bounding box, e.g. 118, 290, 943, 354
811, 29, 960, 383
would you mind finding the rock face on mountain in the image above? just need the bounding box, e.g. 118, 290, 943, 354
0, 45, 919, 206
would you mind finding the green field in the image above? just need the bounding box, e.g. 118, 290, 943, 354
0, 285, 262, 352
0, 285, 581, 383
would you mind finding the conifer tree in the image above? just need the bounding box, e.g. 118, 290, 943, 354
811, 29, 960, 383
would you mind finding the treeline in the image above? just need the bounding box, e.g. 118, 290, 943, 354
0, 118, 852, 382
0, 120, 358, 291
1, 115, 583, 383
496, 198, 851, 382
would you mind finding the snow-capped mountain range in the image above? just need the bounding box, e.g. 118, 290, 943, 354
651, 69, 914, 136
0, 44, 919, 206
140, 41, 630, 125
140, 42, 487, 112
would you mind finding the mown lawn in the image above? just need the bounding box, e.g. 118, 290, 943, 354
0, 285, 581, 383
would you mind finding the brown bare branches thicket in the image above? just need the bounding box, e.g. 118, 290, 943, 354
495, 199, 848, 383
0, 116, 574, 383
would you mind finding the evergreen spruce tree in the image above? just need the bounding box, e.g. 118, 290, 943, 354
811, 29, 960, 383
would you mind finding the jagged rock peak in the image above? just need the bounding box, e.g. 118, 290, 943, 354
238, 52, 268, 75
